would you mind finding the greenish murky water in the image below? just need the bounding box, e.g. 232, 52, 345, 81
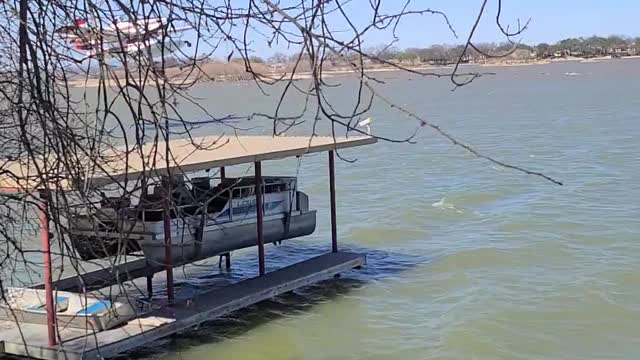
123, 59, 640, 360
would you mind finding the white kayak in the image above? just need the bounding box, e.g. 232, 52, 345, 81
0, 288, 136, 331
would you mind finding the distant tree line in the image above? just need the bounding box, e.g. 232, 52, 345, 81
534, 35, 640, 58
260, 35, 640, 66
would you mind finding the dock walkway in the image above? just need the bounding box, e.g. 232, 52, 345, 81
0, 252, 365, 360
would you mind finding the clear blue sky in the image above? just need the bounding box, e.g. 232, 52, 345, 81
385, 0, 639, 47
183, 1, 639, 58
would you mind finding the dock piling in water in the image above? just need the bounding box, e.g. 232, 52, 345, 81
329, 150, 338, 253
255, 161, 265, 276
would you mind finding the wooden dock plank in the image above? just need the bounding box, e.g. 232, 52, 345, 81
3, 252, 365, 360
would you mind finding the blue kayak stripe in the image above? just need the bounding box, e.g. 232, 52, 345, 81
28, 296, 68, 311
77, 300, 111, 315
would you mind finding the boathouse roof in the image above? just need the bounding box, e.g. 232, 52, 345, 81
0, 135, 376, 191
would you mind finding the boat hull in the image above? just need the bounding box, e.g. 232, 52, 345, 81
139, 210, 317, 266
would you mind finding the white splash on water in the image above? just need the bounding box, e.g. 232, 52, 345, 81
432, 197, 464, 214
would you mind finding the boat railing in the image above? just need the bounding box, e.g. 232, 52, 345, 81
226, 179, 295, 221
229, 179, 294, 198
72, 177, 296, 224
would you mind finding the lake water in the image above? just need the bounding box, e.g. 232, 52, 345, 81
39, 59, 640, 359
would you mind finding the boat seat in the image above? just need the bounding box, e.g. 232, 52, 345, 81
77, 300, 111, 316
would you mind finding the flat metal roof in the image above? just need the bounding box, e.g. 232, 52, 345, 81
0, 135, 376, 191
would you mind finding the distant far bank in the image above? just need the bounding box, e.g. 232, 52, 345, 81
67, 55, 640, 88
67, 34, 640, 88
476, 54, 640, 66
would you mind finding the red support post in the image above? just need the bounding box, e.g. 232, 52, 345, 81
255, 161, 265, 276
39, 192, 56, 346
329, 151, 338, 253
163, 180, 175, 303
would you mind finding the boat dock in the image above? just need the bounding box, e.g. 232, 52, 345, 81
1, 252, 364, 359
0, 135, 376, 359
